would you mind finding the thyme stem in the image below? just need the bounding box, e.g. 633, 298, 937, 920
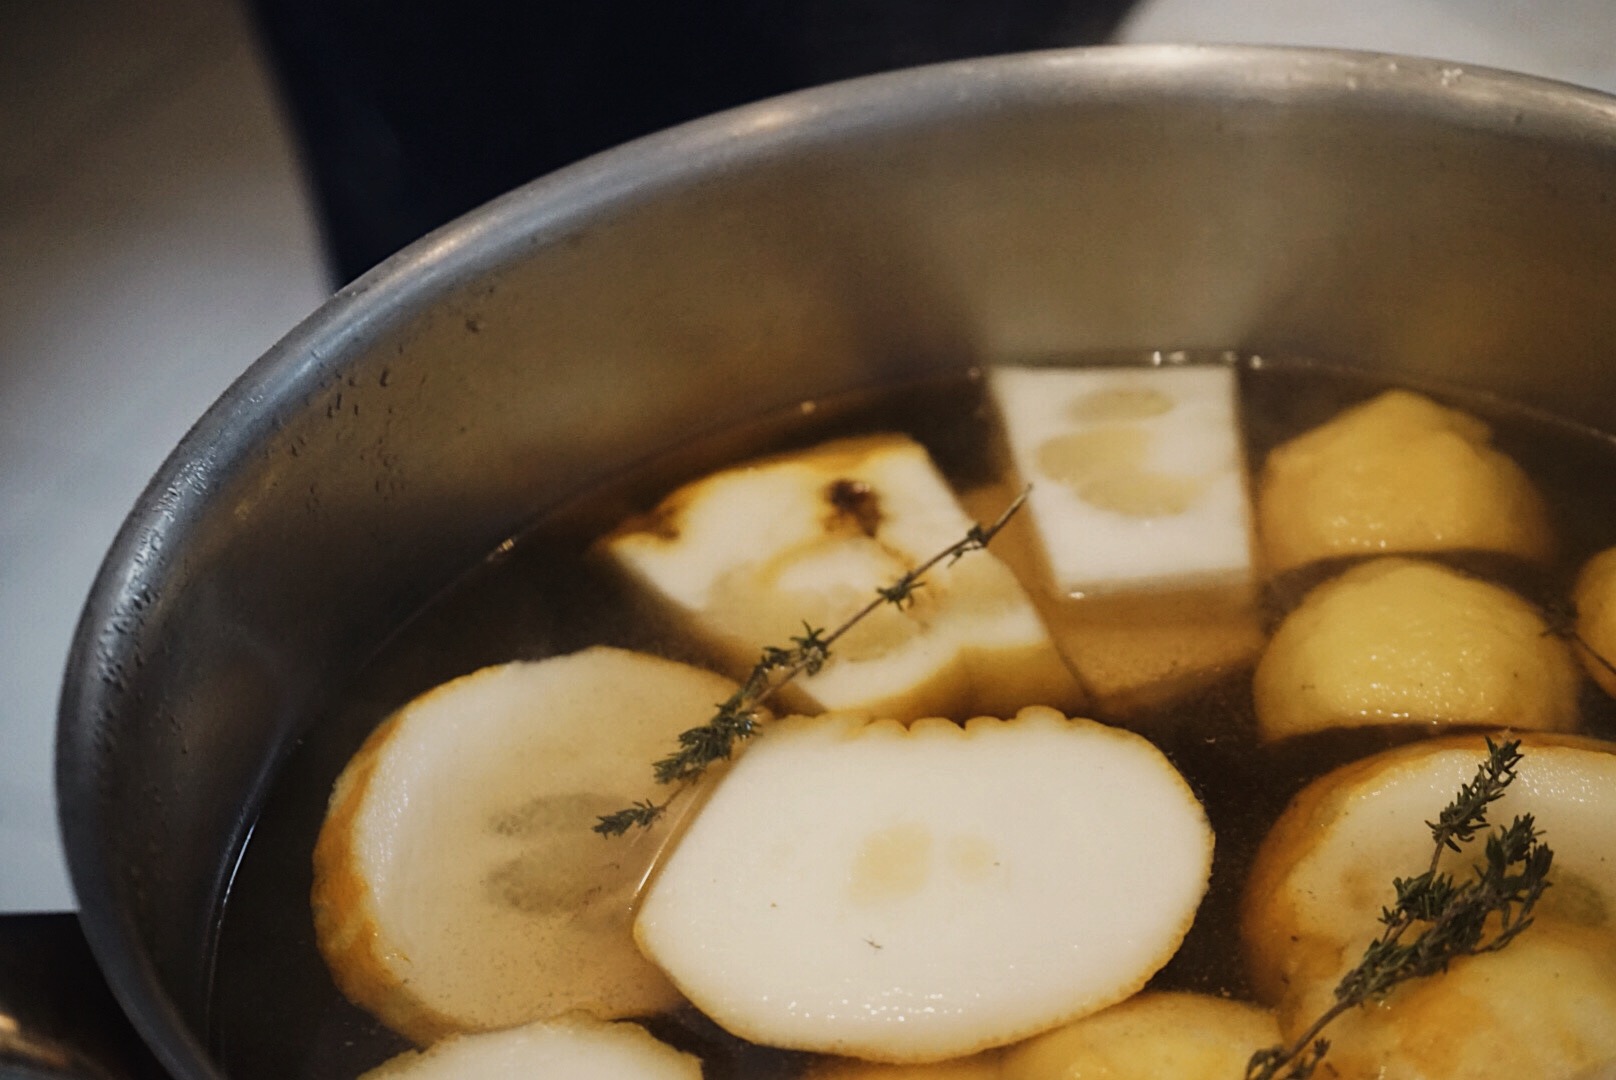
1541, 598, 1616, 682
1572, 628, 1616, 683
594, 487, 1030, 837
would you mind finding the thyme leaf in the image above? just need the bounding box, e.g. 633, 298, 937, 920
1245, 737, 1554, 1080
594, 486, 1030, 837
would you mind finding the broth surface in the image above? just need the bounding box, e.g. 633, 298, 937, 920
207, 354, 1616, 1079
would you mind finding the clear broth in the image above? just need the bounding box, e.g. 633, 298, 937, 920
207, 355, 1616, 1078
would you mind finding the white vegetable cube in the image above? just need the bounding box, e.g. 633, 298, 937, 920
984, 366, 1264, 716
599, 434, 1082, 721
988, 365, 1255, 597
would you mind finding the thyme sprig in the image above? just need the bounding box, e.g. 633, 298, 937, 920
1246, 737, 1554, 1080
593, 487, 1031, 837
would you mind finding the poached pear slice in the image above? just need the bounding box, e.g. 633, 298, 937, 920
1243, 732, 1616, 1008
358, 1015, 702, 1079
1256, 389, 1554, 575
312, 647, 743, 1043
1574, 545, 1616, 699
1253, 558, 1580, 741
806, 1054, 1004, 1080
1000, 992, 1281, 1080
600, 433, 1081, 722
635, 708, 1214, 1063
1273, 927, 1616, 1080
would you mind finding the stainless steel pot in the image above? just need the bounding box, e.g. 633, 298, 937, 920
57, 44, 1616, 1078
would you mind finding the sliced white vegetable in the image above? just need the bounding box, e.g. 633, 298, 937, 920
635, 707, 1214, 1063
312, 648, 742, 1043
988, 364, 1255, 597
359, 1015, 702, 1080
599, 433, 1082, 722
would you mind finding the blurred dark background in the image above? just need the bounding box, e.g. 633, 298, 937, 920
248, 0, 1141, 283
